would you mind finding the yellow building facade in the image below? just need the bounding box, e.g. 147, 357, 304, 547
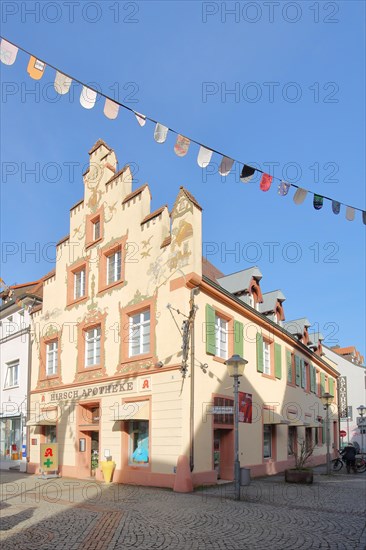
28, 140, 339, 487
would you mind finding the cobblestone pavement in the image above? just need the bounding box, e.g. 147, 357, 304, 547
1, 468, 365, 550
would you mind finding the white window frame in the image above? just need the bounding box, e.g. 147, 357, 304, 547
107, 248, 122, 285
74, 268, 85, 299
129, 309, 150, 357
46, 340, 58, 376
85, 326, 101, 367
5, 361, 19, 388
93, 218, 100, 241
263, 341, 271, 375
215, 314, 228, 359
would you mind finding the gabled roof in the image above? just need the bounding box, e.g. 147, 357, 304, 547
283, 318, 311, 336
179, 186, 202, 211
88, 139, 112, 155
202, 258, 225, 283
141, 205, 168, 225
258, 290, 286, 314
217, 266, 263, 294
122, 184, 150, 204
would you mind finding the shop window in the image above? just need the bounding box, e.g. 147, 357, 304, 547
129, 309, 150, 357
263, 424, 272, 459
85, 326, 101, 367
44, 425, 57, 443
107, 248, 122, 285
128, 420, 149, 466
46, 340, 58, 376
288, 426, 297, 455
0, 417, 21, 460
213, 396, 234, 425
5, 361, 19, 388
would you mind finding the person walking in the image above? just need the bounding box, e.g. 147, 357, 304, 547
341, 442, 357, 473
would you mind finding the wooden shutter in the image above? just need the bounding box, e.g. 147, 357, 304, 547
320, 372, 325, 396
295, 355, 301, 386
234, 320, 244, 357
205, 304, 216, 355
274, 343, 282, 379
328, 377, 334, 397
256, 333, 263, 373
286, 350, 292, 383
310, 364, 315, 393
301, 359, 306, 389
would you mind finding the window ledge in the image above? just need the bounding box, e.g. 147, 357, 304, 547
81, 364, 102, 372
213, 356, 226, 364
4, 385, 19, 390
97, 280, 125, 295
122, 353, 153, 365
67, 296, 88, 308
85, 237, 103, 250
262, 373, 276, 380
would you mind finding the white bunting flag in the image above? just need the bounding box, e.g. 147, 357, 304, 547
197, 146, 213, 168
154, 123, 169, 143
346, 206, 355, 221
218, 156, 234, 176
293, 188, 308, 205
0, 39, 18, 65
135, 112, 146, 126
54, 71, 72, 95
80, 86, 97, 109
104, 98, 119, 120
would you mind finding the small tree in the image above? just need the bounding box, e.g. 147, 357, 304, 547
290, 438, 316, 470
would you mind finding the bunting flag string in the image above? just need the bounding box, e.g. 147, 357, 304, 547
1, 35, 365, 225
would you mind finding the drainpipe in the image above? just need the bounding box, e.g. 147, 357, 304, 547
26, 325, 32, 470
189, 288, 199, 473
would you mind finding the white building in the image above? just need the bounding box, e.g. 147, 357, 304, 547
0, 281, 42, 470
311, 337, 366, 452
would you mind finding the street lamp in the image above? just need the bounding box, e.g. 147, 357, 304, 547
321, 392, 334, 475
225, 354, 248, 501
357, 405, 365, 454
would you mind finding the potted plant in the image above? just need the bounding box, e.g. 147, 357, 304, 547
285, 438, 315, 484
91, 450, 99, 475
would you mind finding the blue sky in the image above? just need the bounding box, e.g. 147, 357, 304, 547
1, 1, 365, 356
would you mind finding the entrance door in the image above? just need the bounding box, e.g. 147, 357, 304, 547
214, 430, 221, 479
213, 429, 234, 481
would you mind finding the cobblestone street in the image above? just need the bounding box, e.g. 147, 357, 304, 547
1, 468, 365, 550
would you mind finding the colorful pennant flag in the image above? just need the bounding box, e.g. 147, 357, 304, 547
293, 188, 307, 205
219, 156, 234, 176
80, 86, 97, 109
54, 71, 72, 95
135, 112, 146, 126
1, 35, 364, 225
278, 181, 290, 196
103, 98, 119, 120
27, 56, 45, 80
346, 206, 355, 221
332, 201, 341, 215
197, 146, 213, 168
0, 39, 18, 65
174, 135, 190, 157
154, 123, 168, 143
240, 165, 255, 183
260, 173, 273, 192
313, 194, 323, 210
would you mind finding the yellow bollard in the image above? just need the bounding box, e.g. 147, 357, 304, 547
100, 461, 116, 483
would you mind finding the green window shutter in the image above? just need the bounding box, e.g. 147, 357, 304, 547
234, 320, 244, 357
320, 372, 325, 396
205, 304, 216, 355
274, 343, 282, 379
301, 359, 306, 389
295, 356, 301, 386
286, 350, 292, 383
310, 365, 315, 393
329, 378, 334, 397
256, 333, 263, 373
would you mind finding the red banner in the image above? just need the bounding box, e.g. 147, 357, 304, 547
239, 392, 252, 423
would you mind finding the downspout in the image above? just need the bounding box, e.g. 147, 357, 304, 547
26, 325, 31, 470
189, 288, 199, 473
